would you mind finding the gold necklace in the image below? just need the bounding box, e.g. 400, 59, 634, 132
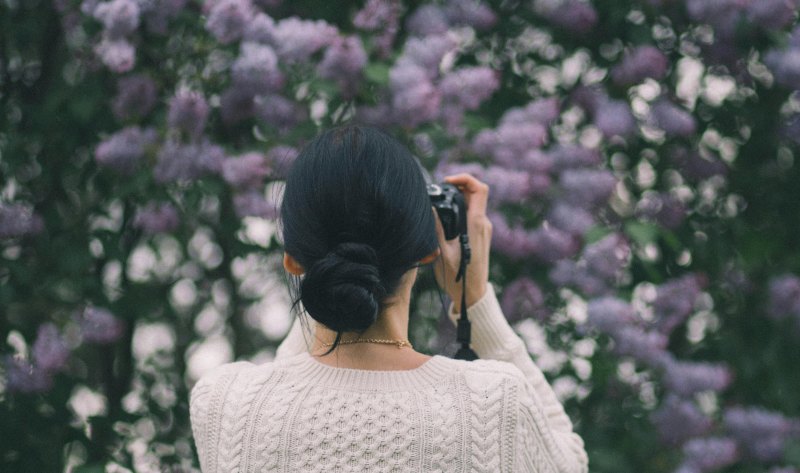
321, 338, 413, 349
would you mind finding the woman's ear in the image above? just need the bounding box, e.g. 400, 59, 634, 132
418, 247, 441, 265
283, 252, 305, 275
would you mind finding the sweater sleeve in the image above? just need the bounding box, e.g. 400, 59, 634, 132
275, 314, 314, 360
447, 282, 589, 473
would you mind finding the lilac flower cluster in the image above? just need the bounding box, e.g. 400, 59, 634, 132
472, 99, 555, 167
167, 90, 210, 139
559, 169, 617, 209
76, 307, 126, 344
231, 42, 285, 96
677, 437, 739, 473
539, 0, 598, 35
153, 139, 224, 183
317, 35, 368, 97
668, 147, 728, 183
405, 0, 497, 37
635, 192, 687, 230
767, 273, 800, 323
206, 0, 254, 44
649, 99, 697, 138
94, 126, 158, 174
723, 406, 800, 462
765, 29, 800, 90
488, 212, 579, 261
353, 0, 401, 58
4, 323, 71, 394
662, 359, 734, 397
611, 46, 669, 86
133, 202, 180, 235
650, 394, 714, 446
436, 162, 542, 204
500, 277, 548, 324
0, 203, 44, 240
550, 233, 631, 296
88, 0, 143, 72
270, 17, 339, 63
651, 274, 704, 336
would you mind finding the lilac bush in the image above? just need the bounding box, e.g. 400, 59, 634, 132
4, 0, 800, 471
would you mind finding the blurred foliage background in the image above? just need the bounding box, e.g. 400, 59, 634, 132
2, 0, 800, 471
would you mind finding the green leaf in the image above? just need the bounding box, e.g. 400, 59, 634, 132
364, 63, 390, 85
624, 221, 659, 245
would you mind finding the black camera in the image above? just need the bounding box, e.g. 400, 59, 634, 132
428, 182, 467, 241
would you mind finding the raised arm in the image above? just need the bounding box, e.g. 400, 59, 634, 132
447, 282, 589, 473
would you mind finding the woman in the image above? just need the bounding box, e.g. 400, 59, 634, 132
189, 125, 588, 472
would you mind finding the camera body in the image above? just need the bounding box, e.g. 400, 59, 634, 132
427, 183, 467, 240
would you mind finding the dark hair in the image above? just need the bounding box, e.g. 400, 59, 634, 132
279, 125, 439, 356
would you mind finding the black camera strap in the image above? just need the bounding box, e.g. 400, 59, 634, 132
454, 233, 479, 361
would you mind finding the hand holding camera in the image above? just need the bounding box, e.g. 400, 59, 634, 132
430, 173, 492, 313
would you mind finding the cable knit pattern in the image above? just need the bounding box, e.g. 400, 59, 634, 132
190, 282, 589, 472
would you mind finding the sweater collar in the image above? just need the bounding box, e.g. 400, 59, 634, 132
280, 351, 455, 392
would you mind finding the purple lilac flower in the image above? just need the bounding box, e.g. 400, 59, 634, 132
529, 225, 580, 263
112, 74, 157, 121
547, 145, 602, 172
611, 326, 669, 367
221, 152, 269, 189
265, 145, 299, 178
253, 94, 308, 133
220, 87, 255, 125
681, 437, 740, 472
594, 99, 637, 138
443, 0, 497, 30
244, 12, 275, 43
167, 90, 209, 138
583, 233, 630, 281
585, 296, 638, 335
439, 67, 500, 110
132, 202, 180, 234
546, 203, 595, 236
94, 126, 157, 174
473, 123, 549, 166
94, 38, 136, 73
635, 192, 686, 230
767, 274, 800, 320
93, 0, 140, 38
764, 48, 800, 90
650, 99, 697, 137
78, 307, 125, 344
501, 98, 561, 126
405, 4, 450, 36
483, 166, 539, 202
32, 323, 70, 374
550, 260, 608, 296
746, 0, 797, 29
650, 394, 714, 446
232, 42, 285, 96
138, 0, 188, 35
318, 35, 368, 95
663, 359, 734, 397
153, 139, 225, 183
487, 212, 536, 259
389, 62, 441, 127
651, 274, 703, 335
233, 190, 278, 219
401, 34, 459, 78
3, 355, 53, 394
559, 169, 617, 209
570, 85, 604, 114
0, 203, 44, 239
611, 46, 669, 86
270, 17, 338, 62
686, 0, 744, 40
669, 147, 728, 182
205, 0, 253, 44
501, 277, 548, 324
353, 0, 394, 30
541, 1, 598, 35
724, 406, 798, 462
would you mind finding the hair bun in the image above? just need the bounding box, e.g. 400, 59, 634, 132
299, 242, 387, 332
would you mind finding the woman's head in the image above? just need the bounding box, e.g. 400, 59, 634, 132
279, 125, 439, 354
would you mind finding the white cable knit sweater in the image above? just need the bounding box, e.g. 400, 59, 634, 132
189, 282, 589, 472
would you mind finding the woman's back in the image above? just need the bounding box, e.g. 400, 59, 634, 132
190, 283, 588, 473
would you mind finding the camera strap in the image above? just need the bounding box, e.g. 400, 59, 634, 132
454, 233, 479, 361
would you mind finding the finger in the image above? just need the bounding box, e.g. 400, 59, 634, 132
443, 173, 489, 217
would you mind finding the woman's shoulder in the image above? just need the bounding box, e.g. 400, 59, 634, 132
435, 355, 526, 389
